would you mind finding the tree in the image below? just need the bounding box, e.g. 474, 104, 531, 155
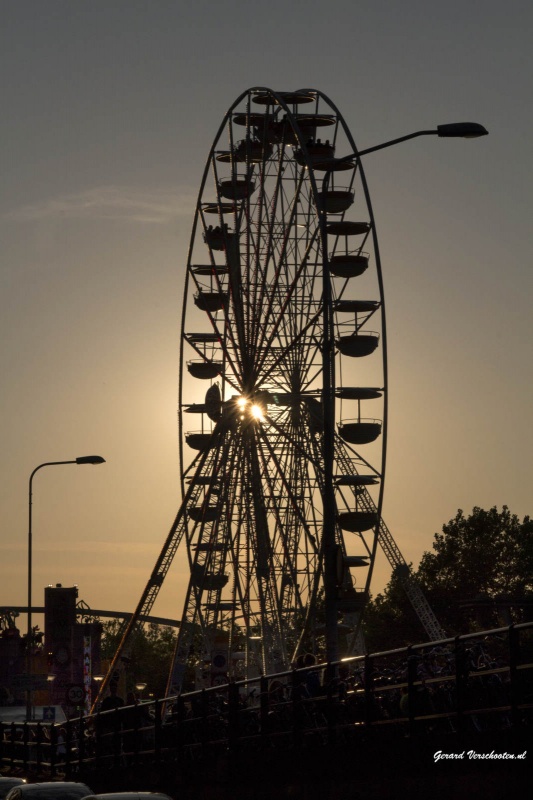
364, 506, 533, 650
363, 566, 426, 652
416, 506, 533, 634
101, 620, 176, 699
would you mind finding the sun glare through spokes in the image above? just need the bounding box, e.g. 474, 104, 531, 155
250, 404, 265, 421
235, 395, 266, 422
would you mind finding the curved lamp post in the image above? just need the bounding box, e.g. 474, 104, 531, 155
26, 455, 106, 720
321, 122, 488, 666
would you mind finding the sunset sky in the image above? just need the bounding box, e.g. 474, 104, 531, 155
1, 1, 531, 632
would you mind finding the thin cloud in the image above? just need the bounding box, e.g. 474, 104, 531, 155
6, 185, 196, 225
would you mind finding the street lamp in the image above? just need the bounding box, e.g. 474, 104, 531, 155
46, 673, 56, 707
320, 122, 488, 667
135, 681, 147, 700
26, 455, 105, 720
92, 673, 105, 709
351, 122, 488, 159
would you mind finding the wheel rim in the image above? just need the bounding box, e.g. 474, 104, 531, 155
172, 87, 387, 689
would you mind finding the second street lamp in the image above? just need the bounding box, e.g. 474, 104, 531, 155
26, 454, 106, 720
352, 121, 488, 159
320, 121, 488, 667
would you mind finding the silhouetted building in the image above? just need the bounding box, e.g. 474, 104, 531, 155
0, 585, 102, 715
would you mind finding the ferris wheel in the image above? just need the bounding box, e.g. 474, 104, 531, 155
168, 87, 388, 689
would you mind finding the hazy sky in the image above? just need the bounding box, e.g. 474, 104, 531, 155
1, 1, 532, 630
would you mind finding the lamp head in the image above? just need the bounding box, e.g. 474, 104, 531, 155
75, 455, 106, 465
437, 122, 488, 138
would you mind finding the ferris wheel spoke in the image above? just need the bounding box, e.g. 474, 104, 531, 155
254, 433, 315, 611
257, 311, 322, 390
249, 189, 312, 368
257, 421, 320, 559
254, 229, 321, 365
243, 441, 288, 663
249, 149, 291, 324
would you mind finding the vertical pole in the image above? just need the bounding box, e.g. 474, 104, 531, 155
320, 170, 339, 668
26, 470, 35, 722
26, 459, 81, 720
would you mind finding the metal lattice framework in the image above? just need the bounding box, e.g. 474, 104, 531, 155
168, 87, 388, 689
94, 88, 443, 707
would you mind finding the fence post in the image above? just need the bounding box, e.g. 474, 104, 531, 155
228, 682, 240, 752
22, 720, 29, 772
200, 689, 209, 750
65, 717, 73, 778
406, 648, 416, 737
94, 710, 103, 768
112, 708, 121, 768
259, 676, 269, 744
326, 669, 337, 746
132, 701, 141, 758
35, 722, 43, 771
49, 723, 57, 778
77, 710, 85, 769
363, 655, 373, 729
454, 636, 466, 734
154, 699, 162, 765
176, 693, 186, 755
508, 624, 520, 727
9, 722, 15, 770
291, 669, 303, 748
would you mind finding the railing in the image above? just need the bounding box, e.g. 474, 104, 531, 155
2, 622, 533, 776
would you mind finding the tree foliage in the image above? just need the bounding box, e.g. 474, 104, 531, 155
363, 566, 425, 652
364, 506, 533, 651
101, 620, 176, 699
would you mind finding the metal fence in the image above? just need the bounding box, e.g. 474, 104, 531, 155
2, 621, 533, 777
